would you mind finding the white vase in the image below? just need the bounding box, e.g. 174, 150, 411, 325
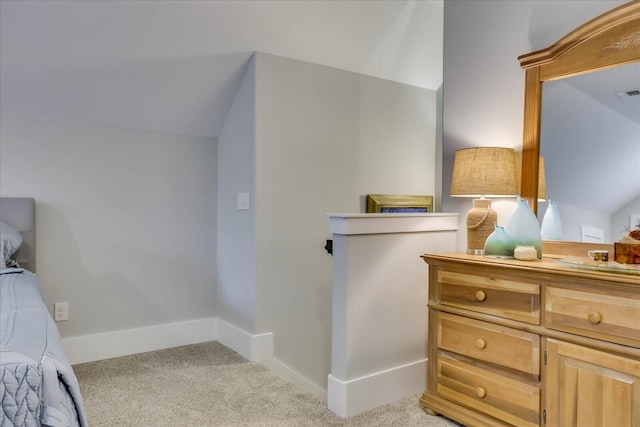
541, 199, 562, 240
505, 197, 542, 259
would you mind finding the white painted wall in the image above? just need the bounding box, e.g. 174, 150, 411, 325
1, 49, 439, 392
0, 116, 217, 337
1, 1, 443, 387
212, 52, 440, 392
216, 56, 257, 333
252, 53, 438, 391
442, 0, 627, 250
0, 1, 444, 139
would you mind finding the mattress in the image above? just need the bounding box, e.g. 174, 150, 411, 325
1, 268, 88, 427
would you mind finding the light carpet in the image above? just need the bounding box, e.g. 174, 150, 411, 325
73, 341, 463, 427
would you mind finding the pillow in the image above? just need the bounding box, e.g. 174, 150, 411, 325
1, 221, 22, 269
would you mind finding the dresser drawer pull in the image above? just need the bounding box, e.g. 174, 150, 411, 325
475, 338, 486, 349
588, 311, 603, 325
475, 290, 487, 302
475, 387, 486, 398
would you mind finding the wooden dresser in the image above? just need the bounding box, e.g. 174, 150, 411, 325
420, 253, 640, 427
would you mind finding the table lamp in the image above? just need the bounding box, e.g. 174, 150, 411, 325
451, 147, 518, 254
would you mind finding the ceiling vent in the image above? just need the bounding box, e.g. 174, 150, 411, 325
618, 89, 640, 97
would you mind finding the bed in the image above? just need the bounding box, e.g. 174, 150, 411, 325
1, 197, 88, 427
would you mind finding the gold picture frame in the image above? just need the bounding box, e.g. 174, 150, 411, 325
366, 194, 433, 213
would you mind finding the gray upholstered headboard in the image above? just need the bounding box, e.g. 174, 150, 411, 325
0, 197, 36, 272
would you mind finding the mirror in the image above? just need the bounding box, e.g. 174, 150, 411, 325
518, 1, 640, 247
540, 61, 640, 243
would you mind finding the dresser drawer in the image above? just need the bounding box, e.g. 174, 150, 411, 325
436, 270, 540, 324
437, 352, 540, 427
546, 285, 640, 347
438, 312, 540, 375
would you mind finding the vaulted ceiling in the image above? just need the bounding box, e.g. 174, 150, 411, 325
0, 0, 444, 139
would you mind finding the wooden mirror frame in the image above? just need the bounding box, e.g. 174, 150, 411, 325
518, 0, 640, 216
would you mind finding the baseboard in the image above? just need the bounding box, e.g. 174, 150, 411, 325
62, 317, 218, 365
263, 357, 328, 401
327, 358, 428, 417
62, 316, 328, 403
215, 317, 274, 362
214, 318, 327, 401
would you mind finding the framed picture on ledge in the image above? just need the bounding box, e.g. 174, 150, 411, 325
366, 194, 433, 213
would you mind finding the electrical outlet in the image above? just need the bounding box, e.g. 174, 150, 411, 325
54, 302, 68, 322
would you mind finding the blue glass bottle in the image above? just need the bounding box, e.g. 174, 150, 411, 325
484, 224, 516, 258
505, 197, 542, 259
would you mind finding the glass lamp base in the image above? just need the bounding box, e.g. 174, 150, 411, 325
467, 248, 485, 255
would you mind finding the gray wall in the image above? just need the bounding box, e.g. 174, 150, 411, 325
0, 116, 217, 337
442, 0, 627, 250
1, 49, 437, 393
216, 56, 257, 333
216, 52, 438, 391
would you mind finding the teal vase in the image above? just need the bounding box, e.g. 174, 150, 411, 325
484, 224, 516, 258
541, 199, 562, 240
505, 197, 542, 258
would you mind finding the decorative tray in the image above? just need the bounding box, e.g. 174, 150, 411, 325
555, 256, 640, 275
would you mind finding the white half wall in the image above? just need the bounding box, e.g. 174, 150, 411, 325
0, 116, 217, 338
327, 213, 458, 417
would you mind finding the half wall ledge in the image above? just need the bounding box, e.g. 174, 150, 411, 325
326, 212, 459, 417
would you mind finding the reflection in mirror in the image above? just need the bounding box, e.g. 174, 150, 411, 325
539, 62, 640, 244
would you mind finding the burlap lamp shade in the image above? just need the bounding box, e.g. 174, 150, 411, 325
451, 147, 518, 254
515, 152, 547, 202
537, 156, 547, 202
